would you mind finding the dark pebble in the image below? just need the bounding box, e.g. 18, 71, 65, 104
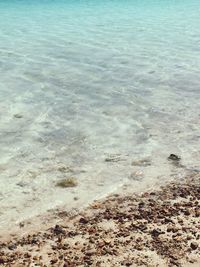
79, 217, 88, 224
168, 154, 181, 161
190, 242, 198, 250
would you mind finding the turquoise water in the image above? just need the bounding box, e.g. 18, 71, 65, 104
0, 0, 200, 230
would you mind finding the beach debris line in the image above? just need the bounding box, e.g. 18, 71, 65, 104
0, 174, 199, 266
56, 177, 78, 188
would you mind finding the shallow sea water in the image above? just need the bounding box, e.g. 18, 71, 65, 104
0, 0, 200, 231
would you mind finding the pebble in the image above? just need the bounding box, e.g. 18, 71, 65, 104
53, 225, 65, 235
13, 114, 23, 119
190, 242, 198, 250
85, 249, 96, 256
79, 217, 88, 224
168, 154, 181, 161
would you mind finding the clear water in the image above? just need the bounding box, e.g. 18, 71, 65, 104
0, 0, 200, 231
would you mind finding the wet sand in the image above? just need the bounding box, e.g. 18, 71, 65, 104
0, 173, 199, 267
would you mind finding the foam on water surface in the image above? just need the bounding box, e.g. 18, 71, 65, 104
0, 0, 200, 231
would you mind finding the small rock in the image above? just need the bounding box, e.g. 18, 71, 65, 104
53, 225, 65, 235
51, 258, 58, 264
105, 156, 122, 162
85, 249, 96, 256
8, 244, 17, 250
190, 242, 198, 250
151, 228, 164, 238
187, 235, 193, 240
169, 259, 180, 266
79, 217, 88, 224
17, 181, 28, 188
98, 240, 105, 248
0, 257, 5, 264
19, 222, 25, 228
168, 154, 181, 161
122, 260, 132, 266
14, 114, 23, 119
184, 209, 190, 216
104, 238, 111, 244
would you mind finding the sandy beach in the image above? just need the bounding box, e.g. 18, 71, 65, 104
0, 173, 199, 267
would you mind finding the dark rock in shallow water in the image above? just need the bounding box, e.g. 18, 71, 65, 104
168, 154, 181, 161
13, 114, 23, 119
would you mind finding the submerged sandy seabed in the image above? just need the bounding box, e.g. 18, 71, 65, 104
0, 173, 199, 266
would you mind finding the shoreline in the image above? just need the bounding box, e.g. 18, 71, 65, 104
0, 173, 199, 266
0, 155, 196, 241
